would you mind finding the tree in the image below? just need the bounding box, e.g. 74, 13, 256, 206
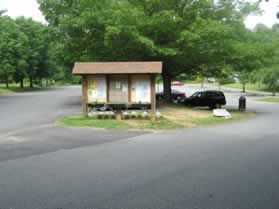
258, 67, 279, 96
15, 17, 49, 88
230, 28, 266, 92
0, 16, 26, 88
13, 59, 28, 88
252, 21, 279, 96
0, 15, 61, 88
38, 0, 259, 101
248, 22, 279, 95
0, 9, 7, 16
178, 17, 237, 87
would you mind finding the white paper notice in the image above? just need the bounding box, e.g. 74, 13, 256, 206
88, 76, 107, 103
132, 80, 150, 103
122, 84, 128, 92
115, 82, 121, 89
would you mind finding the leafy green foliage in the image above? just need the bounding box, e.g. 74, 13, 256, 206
0, 14, 65, 89
251, 23, 279, 96
15, 17, 50, 87
0, 16, 26, 88
38, 0, 260, 100
257, 67, 279, 96
4, 0, 277, 97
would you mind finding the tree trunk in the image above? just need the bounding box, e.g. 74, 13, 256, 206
201, 77, 204, 88
162, 71, 172, 103
218, 81, 221, 90
242, 82, 246, 93
30, 77, 33, 88
272, 87, 276, 96
5, 78, 9, 88
20, 78, 24, 88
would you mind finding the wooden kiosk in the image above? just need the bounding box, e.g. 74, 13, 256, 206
72, 62, 162, 118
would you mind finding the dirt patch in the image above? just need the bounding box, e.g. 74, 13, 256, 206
158, 104, 212, 127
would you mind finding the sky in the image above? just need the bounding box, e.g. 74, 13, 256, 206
0, 0, 46, 24
245, 0, 279, 29
0, 0, 278, 29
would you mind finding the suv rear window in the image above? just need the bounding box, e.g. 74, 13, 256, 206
206, 92, 217, 97
206, 91, 224, 97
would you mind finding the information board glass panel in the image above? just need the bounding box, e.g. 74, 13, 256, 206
88, 76, 107, 103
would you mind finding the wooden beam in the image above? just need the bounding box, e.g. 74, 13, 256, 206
106, 75, 110, 104
150, 74, 156, 120
82, 76, 88, 117
128, 75, 132, 104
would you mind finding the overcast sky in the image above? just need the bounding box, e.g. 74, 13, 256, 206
0, 0, 278, 29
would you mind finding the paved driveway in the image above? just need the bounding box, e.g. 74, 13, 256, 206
0, 86, 278, 209
0, 87, 147, 161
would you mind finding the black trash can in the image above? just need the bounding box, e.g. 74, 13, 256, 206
239, 96, 246, 111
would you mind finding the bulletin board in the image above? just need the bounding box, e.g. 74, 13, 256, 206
109, 75, 129, 103
131, 75, 151, 104
87, 76, 107, 103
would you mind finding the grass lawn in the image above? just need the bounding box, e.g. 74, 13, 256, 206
57, 104, 255, 130
191, 111, 254, 126
0, 82, 80, 95
57, 116, 181, 130
160, 104, 255, 127
184, 79, 202, 84
221, 83, 268, 92
257, 97, 279, 103
57, 117, 131, 129
0, 83, 44, 95
51, 81, 80, 87
0, 87, 15, 94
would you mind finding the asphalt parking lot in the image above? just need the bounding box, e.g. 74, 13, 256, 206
0, 86, 278, 209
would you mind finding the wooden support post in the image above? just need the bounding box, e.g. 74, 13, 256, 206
82, 76, 88, 117
150, 74, 156, 120
128, 75, 132, 104
115, 110, 122, 121
106, 75, 110, 104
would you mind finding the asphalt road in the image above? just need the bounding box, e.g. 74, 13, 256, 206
0, 87, 147, 161
0, 86, 278, 209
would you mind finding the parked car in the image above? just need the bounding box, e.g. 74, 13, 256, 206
185, 90, 226, 109
156, 90, 186, 103
207, 77, 216, 83
171, 81, 184, 87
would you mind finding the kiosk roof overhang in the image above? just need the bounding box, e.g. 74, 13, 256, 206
72, 62, 162, 75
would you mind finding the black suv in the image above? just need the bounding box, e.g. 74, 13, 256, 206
185, 90, 226, 109
156, 90, 186, 103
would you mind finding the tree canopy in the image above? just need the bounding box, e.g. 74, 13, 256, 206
38, 0, 260, 100
0, 16, 26, 88
1, 0, 279, 97
0, 15, 65, 88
